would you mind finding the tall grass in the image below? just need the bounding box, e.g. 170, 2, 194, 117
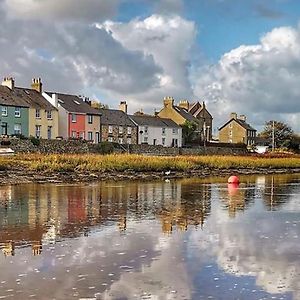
3, 153, 300, 173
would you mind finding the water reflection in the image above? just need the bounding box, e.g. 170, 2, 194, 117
0, 174, 299, 299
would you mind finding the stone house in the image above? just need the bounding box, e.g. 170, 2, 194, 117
98, 103, 137, 144
130, 114, 182, 147
219, 113, 256, 146
43, 92, 101, 143
157, 97, 213, 142
0, 77, 58, 139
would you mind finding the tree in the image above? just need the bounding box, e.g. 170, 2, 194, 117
259, 120, 294, 149
182, 121, 198, 144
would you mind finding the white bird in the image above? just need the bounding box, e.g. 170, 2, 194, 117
164, 170, 171, 176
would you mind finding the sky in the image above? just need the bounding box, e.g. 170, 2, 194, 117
1, 0, 300, 133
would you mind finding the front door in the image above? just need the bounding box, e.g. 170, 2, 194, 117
1, 123, 8, 135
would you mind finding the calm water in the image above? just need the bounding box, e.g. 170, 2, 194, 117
0, 174, 300, 300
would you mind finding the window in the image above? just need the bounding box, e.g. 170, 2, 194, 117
35, 125, 41, 138
162, 138, 166, 146
144, 126, 148, 135
71, 113, 76, 123
108, 137, 113, 142
71, 131, 76, 138
47, 126, 52, 139
88, 131, 93, 141
1, 106, 7, 117
119, 126, 123, 134
162, 128, 166, 135
127, 138, 132, 144
36, 109, 40, 119
153, 139, 156, 145
143, 137, 148, 143
95, 132, 100, 143
108, 125, 113, 134
14, 124, 21, 135
1, 122, 8, 135
118, 137, 123, 144
127, 127, 132, 135
46, 110, 52, 119
79, 132, 85, 139
88, 115, 93, 124
15, 107, 21, 118
172, 128, 178, 134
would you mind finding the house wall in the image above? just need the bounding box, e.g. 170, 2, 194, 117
0, 105, 29, 136
85, 115, 101, 143
219, 120, 247, 144
138, 125, 182, 147
101, 125, 137, 144
28, 108, 59, 139
194, 109, 213, 141
68, 113, 85, 139
158, 107, 186, 126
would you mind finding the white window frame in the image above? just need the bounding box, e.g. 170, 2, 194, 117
71, 131, 76, 138
46, 110, 52, 120
88, 131, 93, 141
162, 128, 166, 136
14, 123, 21, 135
127, 138, 131, 144
71, 113, 76, 123
35, 125, 41, 138
162, 137, 166, 146
1, 106, 8, 117
172, 128, 178, 134
88, 115, 93, 124
108, 137, 113, 142
36, 109, 41, 119
127, 127, 132, 135
118, 137, 123, 144
119, 126, 123, 134
108, 125, 113, 134
144, 136, 148, 143
47, 126, 52, 139
15, 107, 21, 118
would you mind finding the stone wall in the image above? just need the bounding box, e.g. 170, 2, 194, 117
180, 146, 247, 156
129, 144, 180, 156
101, 125, 138, 144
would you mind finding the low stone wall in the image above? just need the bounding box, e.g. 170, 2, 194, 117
1, 138, 248, 156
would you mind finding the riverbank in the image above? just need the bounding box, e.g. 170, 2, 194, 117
1, 153, 300, 185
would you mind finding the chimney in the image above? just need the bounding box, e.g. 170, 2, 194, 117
178, 100, 189, 110
202, 101, 206, 109
119, 101, 128, 114
163, 96, 174, 108
239, 115, 246, 122
52, 93, 58, 108
230, 112, 237, 120
31, 78, 42, 93
1, 77, 15, 90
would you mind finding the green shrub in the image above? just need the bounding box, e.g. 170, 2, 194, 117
29, 136, 40, 146
94, 142, 114, 154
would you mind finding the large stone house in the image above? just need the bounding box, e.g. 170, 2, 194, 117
157, 97, 213, 142
43, 92, 101, 143
130, 114, 182, 147
0, 77, 58, 139
219, 113, 256, 146
98, 102, 137, 144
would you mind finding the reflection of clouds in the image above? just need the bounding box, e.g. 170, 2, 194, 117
190, 197, 300, 297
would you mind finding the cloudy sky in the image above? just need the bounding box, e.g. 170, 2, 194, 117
1, 0, 300, 132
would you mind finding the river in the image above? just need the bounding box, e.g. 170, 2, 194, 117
0, 174, 299, 299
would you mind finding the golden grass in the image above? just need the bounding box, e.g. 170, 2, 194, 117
1, 153, 300, 173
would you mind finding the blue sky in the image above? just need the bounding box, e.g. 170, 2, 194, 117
1, 0, 300, 129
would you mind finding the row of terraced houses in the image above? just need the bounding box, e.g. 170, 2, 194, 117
0, 77, 257, 147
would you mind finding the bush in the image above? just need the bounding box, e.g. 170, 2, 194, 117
29, 136, 40, 146
94, 142, 114, 154
0, 140, 11, 146
11, 134, 27, 140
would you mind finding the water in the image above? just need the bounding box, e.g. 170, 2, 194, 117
0, 174, 300, 300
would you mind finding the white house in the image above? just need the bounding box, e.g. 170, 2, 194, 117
129, 114, 182, 147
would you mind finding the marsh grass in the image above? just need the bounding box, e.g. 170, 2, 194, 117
2, 153, 300, 173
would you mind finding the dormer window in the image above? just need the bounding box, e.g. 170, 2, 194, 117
15, 107, 21, 118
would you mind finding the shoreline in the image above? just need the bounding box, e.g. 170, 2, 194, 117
1, 167, 300, 185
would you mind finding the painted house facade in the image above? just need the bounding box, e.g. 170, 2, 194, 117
43, 92, 101, 143
219, 113, 257, 146
0, 77, 58, 139
130, 114, 182, 147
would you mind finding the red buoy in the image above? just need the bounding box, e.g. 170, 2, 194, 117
228, 175, 240, 184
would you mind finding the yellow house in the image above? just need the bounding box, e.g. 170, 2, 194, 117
16, 78, 59, 139
219, 113, 256, 146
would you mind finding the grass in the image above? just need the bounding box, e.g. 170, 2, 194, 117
1, 153, 300, 173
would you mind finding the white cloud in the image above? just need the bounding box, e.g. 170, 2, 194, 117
2, 0, 119, 22
98, 14, 197, 111
194, 25, 300, 130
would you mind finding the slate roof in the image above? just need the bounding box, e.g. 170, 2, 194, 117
99, 108, 136, 126
0, 86, 57, 110
46, 92, 101, 115
174, 106, 199, 123
219, 118, 256, 131
0, 85, 30, 108
130, 115, 180, 128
